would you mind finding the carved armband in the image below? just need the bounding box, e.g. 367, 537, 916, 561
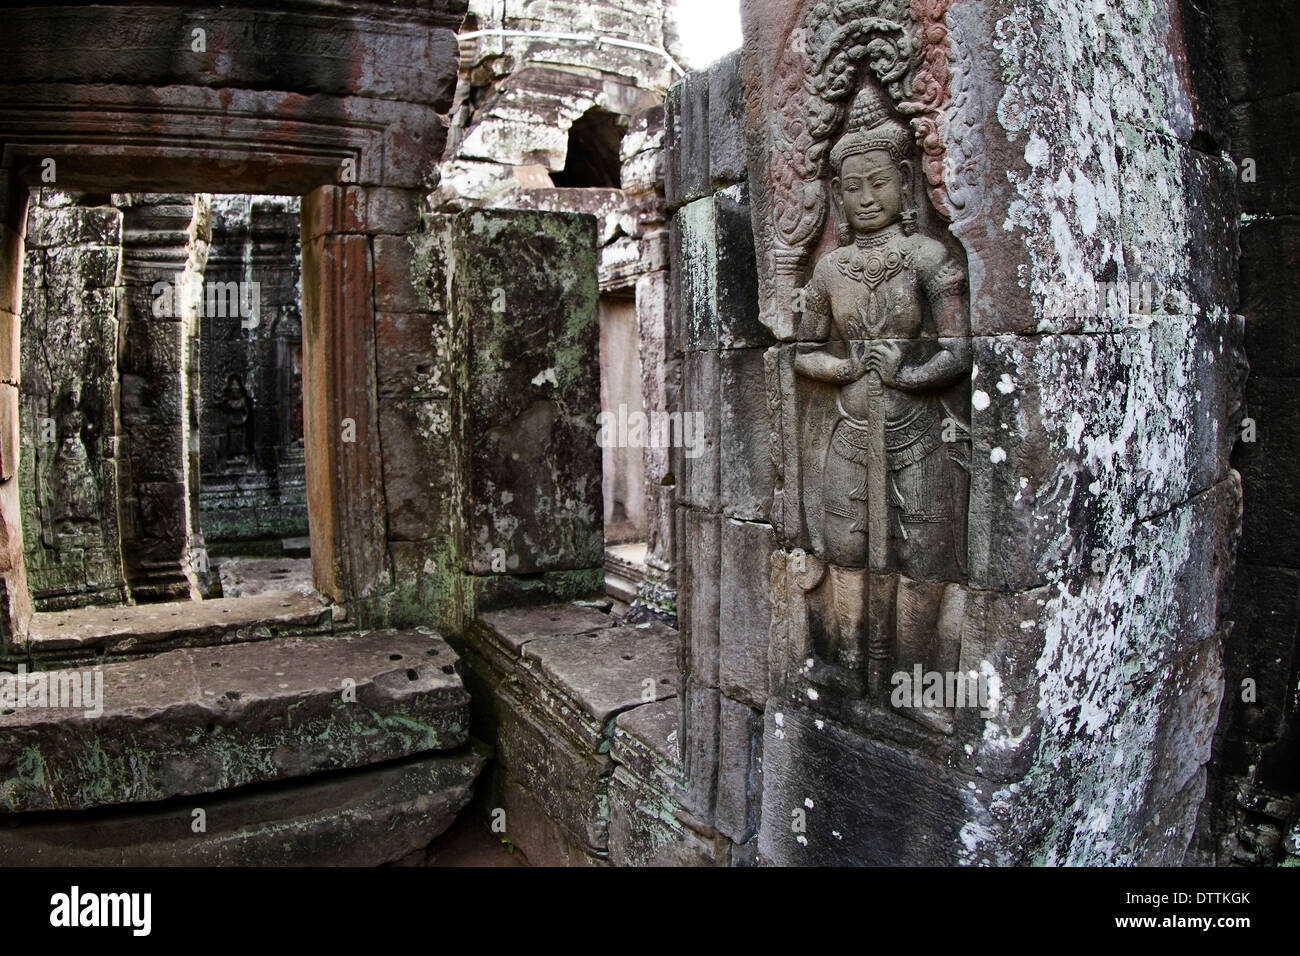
895, 350, 963, 391
924, 261, 967, 305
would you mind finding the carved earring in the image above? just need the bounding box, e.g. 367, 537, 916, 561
900, 161, 918, 235
831, 188, 852, 245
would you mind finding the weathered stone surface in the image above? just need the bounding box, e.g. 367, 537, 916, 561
608, 766, 721, 867
968, 315, 1245, 592
666, 69, 710, 210
714, 695, 762, 844
301, 187, 424, 241
683, 510, 720, 687
1226, 566, 1300, 743
25, 590, 329, 655
1240, 218, 1300, 379
680, 684, 719, 820
758, 705, 972, 866
675, 197, 717, 351
0, 7, 466, 105
376, 311, 452, 400
495, 767, 607, 867
1237, 376, 1300, 569
708, 50, 747, 191
387, 540, 461, 634
373, 234, 426, 313
520, 623, 679, 724
713, 183, 765, 350
488, 679, 613, 856
679, 348, 720, 510
611, 696, 682, 790
0, 630, 470, 812
476, 602, 615, 654
300, 230, 389, 613
378, 398, 453, 542
1230, 91, 1300, 218
19, 193, 128, 611
719, 348, 774, 521
464, 604, 687, 864
719, 518, 774, 709
0, 745, 488, 866
449, 209, 604, 577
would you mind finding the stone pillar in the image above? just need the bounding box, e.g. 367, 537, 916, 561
18, 190, 129, 611
0, 170, 32, 646
667, 52, 775, 853
299, 186, 391, 621
118, 194, 210, 603
623, 105, 680, 625
448, 208, 605, 617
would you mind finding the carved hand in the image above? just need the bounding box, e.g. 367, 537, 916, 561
865, 341, 904, 385
848, 340, 872, 381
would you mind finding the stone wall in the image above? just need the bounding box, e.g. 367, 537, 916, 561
18, 190, 128, 611
1204, 0, 1300, 866
667, 49, 774, 855
727, 0, 1245, 865
434, 0, 680, 622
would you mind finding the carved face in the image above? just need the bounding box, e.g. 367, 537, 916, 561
835, 150, 905, 234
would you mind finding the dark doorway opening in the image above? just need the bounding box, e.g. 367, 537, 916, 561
552, 108, 626, 189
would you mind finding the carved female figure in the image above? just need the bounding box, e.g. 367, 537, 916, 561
794, 82, 970, 721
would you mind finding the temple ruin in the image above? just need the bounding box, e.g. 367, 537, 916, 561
0, 0, 1295, 871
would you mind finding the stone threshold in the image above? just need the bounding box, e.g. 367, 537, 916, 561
24, 590, 331, 656
604, 541, 648, 605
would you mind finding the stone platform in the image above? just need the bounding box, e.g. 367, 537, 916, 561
0, 631, 471, 813
458, 602, 737, 866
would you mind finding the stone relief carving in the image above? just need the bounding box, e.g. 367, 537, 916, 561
762, 0, 975, 734
758, 0, 971, 339
48, 393, 103, 546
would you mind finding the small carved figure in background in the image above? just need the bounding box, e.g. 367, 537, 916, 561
219, 373, 254, 465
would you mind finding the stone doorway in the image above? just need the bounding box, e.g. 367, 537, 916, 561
0, 0, 468, 647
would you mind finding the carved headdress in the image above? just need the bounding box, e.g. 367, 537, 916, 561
829, 81, 913, 174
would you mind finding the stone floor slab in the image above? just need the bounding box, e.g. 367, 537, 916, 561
0, 630, 469, 812
0, 744, 488, 866
26, 590, 330, 655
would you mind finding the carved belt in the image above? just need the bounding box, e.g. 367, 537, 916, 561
830, 401, 950, 536
832, 402, 944, 470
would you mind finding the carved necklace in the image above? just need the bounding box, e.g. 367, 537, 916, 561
839, 227, 910, 337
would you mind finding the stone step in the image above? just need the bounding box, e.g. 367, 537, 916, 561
0, 745, 489, 866
25, 590, 331, 656
0, 630, 469, 813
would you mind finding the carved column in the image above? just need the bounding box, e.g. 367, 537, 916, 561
118, 194, 210, 603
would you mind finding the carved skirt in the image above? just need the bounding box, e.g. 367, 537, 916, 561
824, 396, 966, 579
